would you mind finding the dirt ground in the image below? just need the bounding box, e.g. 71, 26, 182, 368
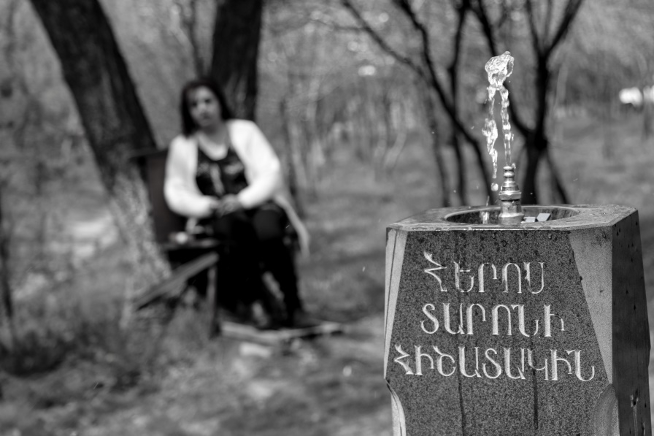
2, 112, 654, 435
1, 314, 390, 435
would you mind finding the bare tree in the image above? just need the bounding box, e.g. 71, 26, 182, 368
447, 0, 472, 205
279, 98, 305, 216
341, 0, 494, 206
210, 0, 263, 120
421, 92, 453, 206
472, 0, 584, 204
0, 175, 15, 349
0, 0, 21, 341
371, 76, 411, 176
269, 12, 339, 199
29, 0, 170, 289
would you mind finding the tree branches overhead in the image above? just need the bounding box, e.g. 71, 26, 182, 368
472, 0, 583, 61
340, 0, 493, 203
339, 0, 585, 205
471, 0, 584, 204
340, 0, 422, 79
543, 0, 584, 59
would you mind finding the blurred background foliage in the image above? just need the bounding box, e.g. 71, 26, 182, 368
1, 0, 654, 433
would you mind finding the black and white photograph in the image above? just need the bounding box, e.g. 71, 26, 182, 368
0, 0, 652, 435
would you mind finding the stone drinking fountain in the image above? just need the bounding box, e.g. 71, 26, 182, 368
384, 53, 651, 435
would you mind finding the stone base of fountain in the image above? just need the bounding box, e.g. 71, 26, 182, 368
385, 204, 650, 435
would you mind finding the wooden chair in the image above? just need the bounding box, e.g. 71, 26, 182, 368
131, 148, 222, 336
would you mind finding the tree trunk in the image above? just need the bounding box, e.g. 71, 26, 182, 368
0, 182, 16, 349
450, 132, 468, 205
422, 95, 451, 207
545, 149, 570, 204
521, 135, 544, 205
29, 0, 169, 288
279, 98, 304, 217
210, 0, 263, 121
0, 189, 11, 320
431, 128, 451, 208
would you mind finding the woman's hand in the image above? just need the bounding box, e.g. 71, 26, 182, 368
217, 194, 243, 216
207, 197, 222, 217
294, 220, 311, 257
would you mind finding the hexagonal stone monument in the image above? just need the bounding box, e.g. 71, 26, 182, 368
385, 205, 651, 435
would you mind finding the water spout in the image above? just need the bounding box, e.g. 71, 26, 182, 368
498, 165, 524, 225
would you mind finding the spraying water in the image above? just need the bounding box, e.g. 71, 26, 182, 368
482, 51, 514, 191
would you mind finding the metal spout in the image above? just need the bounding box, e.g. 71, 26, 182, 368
498, 165, 524, 225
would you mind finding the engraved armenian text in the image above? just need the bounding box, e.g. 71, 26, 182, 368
392, 251, 595, 382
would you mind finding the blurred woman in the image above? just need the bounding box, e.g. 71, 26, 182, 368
164, 78, 313, 328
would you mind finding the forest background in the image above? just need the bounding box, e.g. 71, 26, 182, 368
1, 0, 654, 434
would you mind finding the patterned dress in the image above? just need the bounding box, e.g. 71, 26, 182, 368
195, 144, 248, 199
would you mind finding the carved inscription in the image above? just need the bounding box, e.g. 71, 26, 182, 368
394, 252, 595, 382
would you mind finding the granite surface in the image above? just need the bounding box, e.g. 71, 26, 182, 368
384, 205, 651, 436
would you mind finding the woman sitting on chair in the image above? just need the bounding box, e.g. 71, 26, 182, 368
164, 78, 313, 328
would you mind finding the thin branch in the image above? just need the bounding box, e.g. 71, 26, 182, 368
391, 0, 493, 200
340, 0, 426, 81
341, 0, 493, 200
542, 0, 554, 42
471, 0, 499, 55
309, 16, 368, 33
448, 0, 470, 75
545, 148, 569, 203
448, 0, 471, 205
0, 176, 12, 319
420, 92, 452, 207
392, 0, 457, 125
341, 0, 469, 134
524, 0, 543, 56
392, 1, 437, 84
544, 0, 584, 59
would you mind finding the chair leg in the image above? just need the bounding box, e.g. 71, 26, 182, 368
207, 264, 221, 337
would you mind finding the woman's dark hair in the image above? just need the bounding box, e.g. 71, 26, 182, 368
180, 78, 235, 136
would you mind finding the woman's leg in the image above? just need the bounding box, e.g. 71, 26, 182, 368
211, 211, 264, 313
251, 204, 306, 321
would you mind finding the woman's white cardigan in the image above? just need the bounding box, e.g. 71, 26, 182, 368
164, 119, 309, 253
